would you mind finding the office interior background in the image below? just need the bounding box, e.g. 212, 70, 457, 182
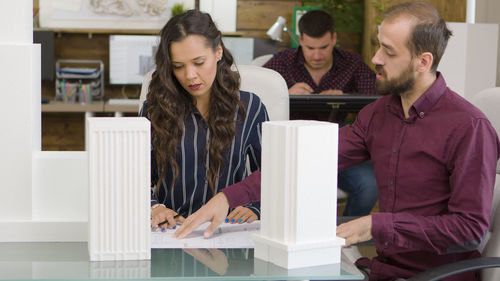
32, 0, 500, 152
0, 0, 498, 270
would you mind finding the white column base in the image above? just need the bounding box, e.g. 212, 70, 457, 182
253, 233, 344, 269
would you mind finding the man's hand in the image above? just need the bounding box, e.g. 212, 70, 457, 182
289, 82, 314, 95
174, 192, 230, 239
336, 215, 373, 247
319, 89, 343, 95
226, 206, 258, 224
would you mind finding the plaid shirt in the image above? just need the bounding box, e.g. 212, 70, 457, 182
264, 47, 376, 95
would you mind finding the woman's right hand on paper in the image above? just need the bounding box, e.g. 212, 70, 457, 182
151, 205, 185, 231
174, 192, 230, 239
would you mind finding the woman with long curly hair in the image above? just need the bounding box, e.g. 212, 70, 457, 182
143, 10, 268, 231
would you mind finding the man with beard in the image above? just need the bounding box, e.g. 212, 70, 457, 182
335, 2, 500, 280
176, 2, 500, 279
265, 9, 378, 217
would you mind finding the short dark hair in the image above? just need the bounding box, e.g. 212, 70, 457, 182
298, 10, 335, 38
384, 1, 452, 72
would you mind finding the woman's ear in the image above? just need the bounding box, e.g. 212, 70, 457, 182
216, 44, 223, 61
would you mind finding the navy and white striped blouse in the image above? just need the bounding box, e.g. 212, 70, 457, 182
142, 91, 269, 217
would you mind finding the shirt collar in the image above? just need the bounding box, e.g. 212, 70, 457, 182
386, 72, 447, 119
411, 72, 447, 119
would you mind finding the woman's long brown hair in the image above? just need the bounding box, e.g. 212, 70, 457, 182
146, 10, 244, 193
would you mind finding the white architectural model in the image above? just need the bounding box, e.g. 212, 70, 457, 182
254, 120, 344, 269
0, 0, 42, 240
87, 117, 151, 261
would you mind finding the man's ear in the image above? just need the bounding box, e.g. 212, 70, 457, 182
416, 52, 434, 73
332, 32, 337, 46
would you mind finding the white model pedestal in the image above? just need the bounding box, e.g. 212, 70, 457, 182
254, 120, 344, 269
87, 117, 151, 261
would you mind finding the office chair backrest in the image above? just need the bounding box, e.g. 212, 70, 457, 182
237, 64, 289, 121
139, 66, 289, 122
471, 87, 500, 281
471, 87, 500, 174
250, 54, 273, 67
138, 70, 152, 113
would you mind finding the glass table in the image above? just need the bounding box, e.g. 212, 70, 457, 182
0, 242, 364, 280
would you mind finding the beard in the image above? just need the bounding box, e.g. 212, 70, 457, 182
375, 63, 416, 96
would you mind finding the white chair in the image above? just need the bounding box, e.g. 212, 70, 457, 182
138, 70, 153, 112
472, 88, 500, 281
250, 54, 274, 67
236, 64, 289, 121
138, 66, 289, 121
139, 67, 350, 200
409, 87, 500, 281
138, 66, 290, 195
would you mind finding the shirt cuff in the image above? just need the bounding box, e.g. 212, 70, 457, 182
221, 171, 261, 209
371, 212, 395, 250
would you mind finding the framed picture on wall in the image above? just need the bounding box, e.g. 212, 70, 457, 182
291, 6, 320, 48
39, 0, 194, 30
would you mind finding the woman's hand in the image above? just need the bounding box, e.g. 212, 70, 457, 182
151, 205, 185, 231
183, 249, 228, 275
174, 192, 229, 239
226, 206, 257, 224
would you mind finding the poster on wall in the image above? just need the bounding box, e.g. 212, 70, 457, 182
39, 0, 195, 30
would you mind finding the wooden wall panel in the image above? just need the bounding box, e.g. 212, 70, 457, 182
42, 113, 85, 151
237, 0, 301, 31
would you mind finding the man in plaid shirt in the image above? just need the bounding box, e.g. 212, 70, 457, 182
263, 10, 376, 95
264, 10, 378, 217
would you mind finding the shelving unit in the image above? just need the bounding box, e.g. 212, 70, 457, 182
55, 59, 104, 103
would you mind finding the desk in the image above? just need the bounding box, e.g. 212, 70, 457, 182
41, 101, 105, 113
0, 242, 363, 280
290, 94, 380, 122
41, 101, 140, 115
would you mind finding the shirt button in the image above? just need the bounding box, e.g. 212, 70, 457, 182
384, 241, 390, 247
419, 112, 425, 118
390, 180, 394, 185
393, 149, 398, 153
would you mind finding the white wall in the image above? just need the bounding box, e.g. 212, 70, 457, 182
476, 0, 500, 86
438, 22, 498, 99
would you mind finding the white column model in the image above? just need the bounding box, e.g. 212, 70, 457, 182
0, 0, 40, 223
87, 117, 151, 261
254, 120, 344, 269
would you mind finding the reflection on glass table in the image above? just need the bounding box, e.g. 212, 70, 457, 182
0, 242, 363, 280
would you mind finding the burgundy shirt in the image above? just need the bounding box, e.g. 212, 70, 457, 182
340, 73, 500, 280
263, 47, 376, 95
223, 73, 500, 280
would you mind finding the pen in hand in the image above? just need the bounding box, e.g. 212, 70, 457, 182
156, 212, 186, 231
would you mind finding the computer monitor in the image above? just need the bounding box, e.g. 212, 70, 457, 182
109, 35, 159, 85
34, 30, 55, 81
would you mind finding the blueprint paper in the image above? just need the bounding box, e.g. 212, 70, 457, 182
151, 221, 260, 249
